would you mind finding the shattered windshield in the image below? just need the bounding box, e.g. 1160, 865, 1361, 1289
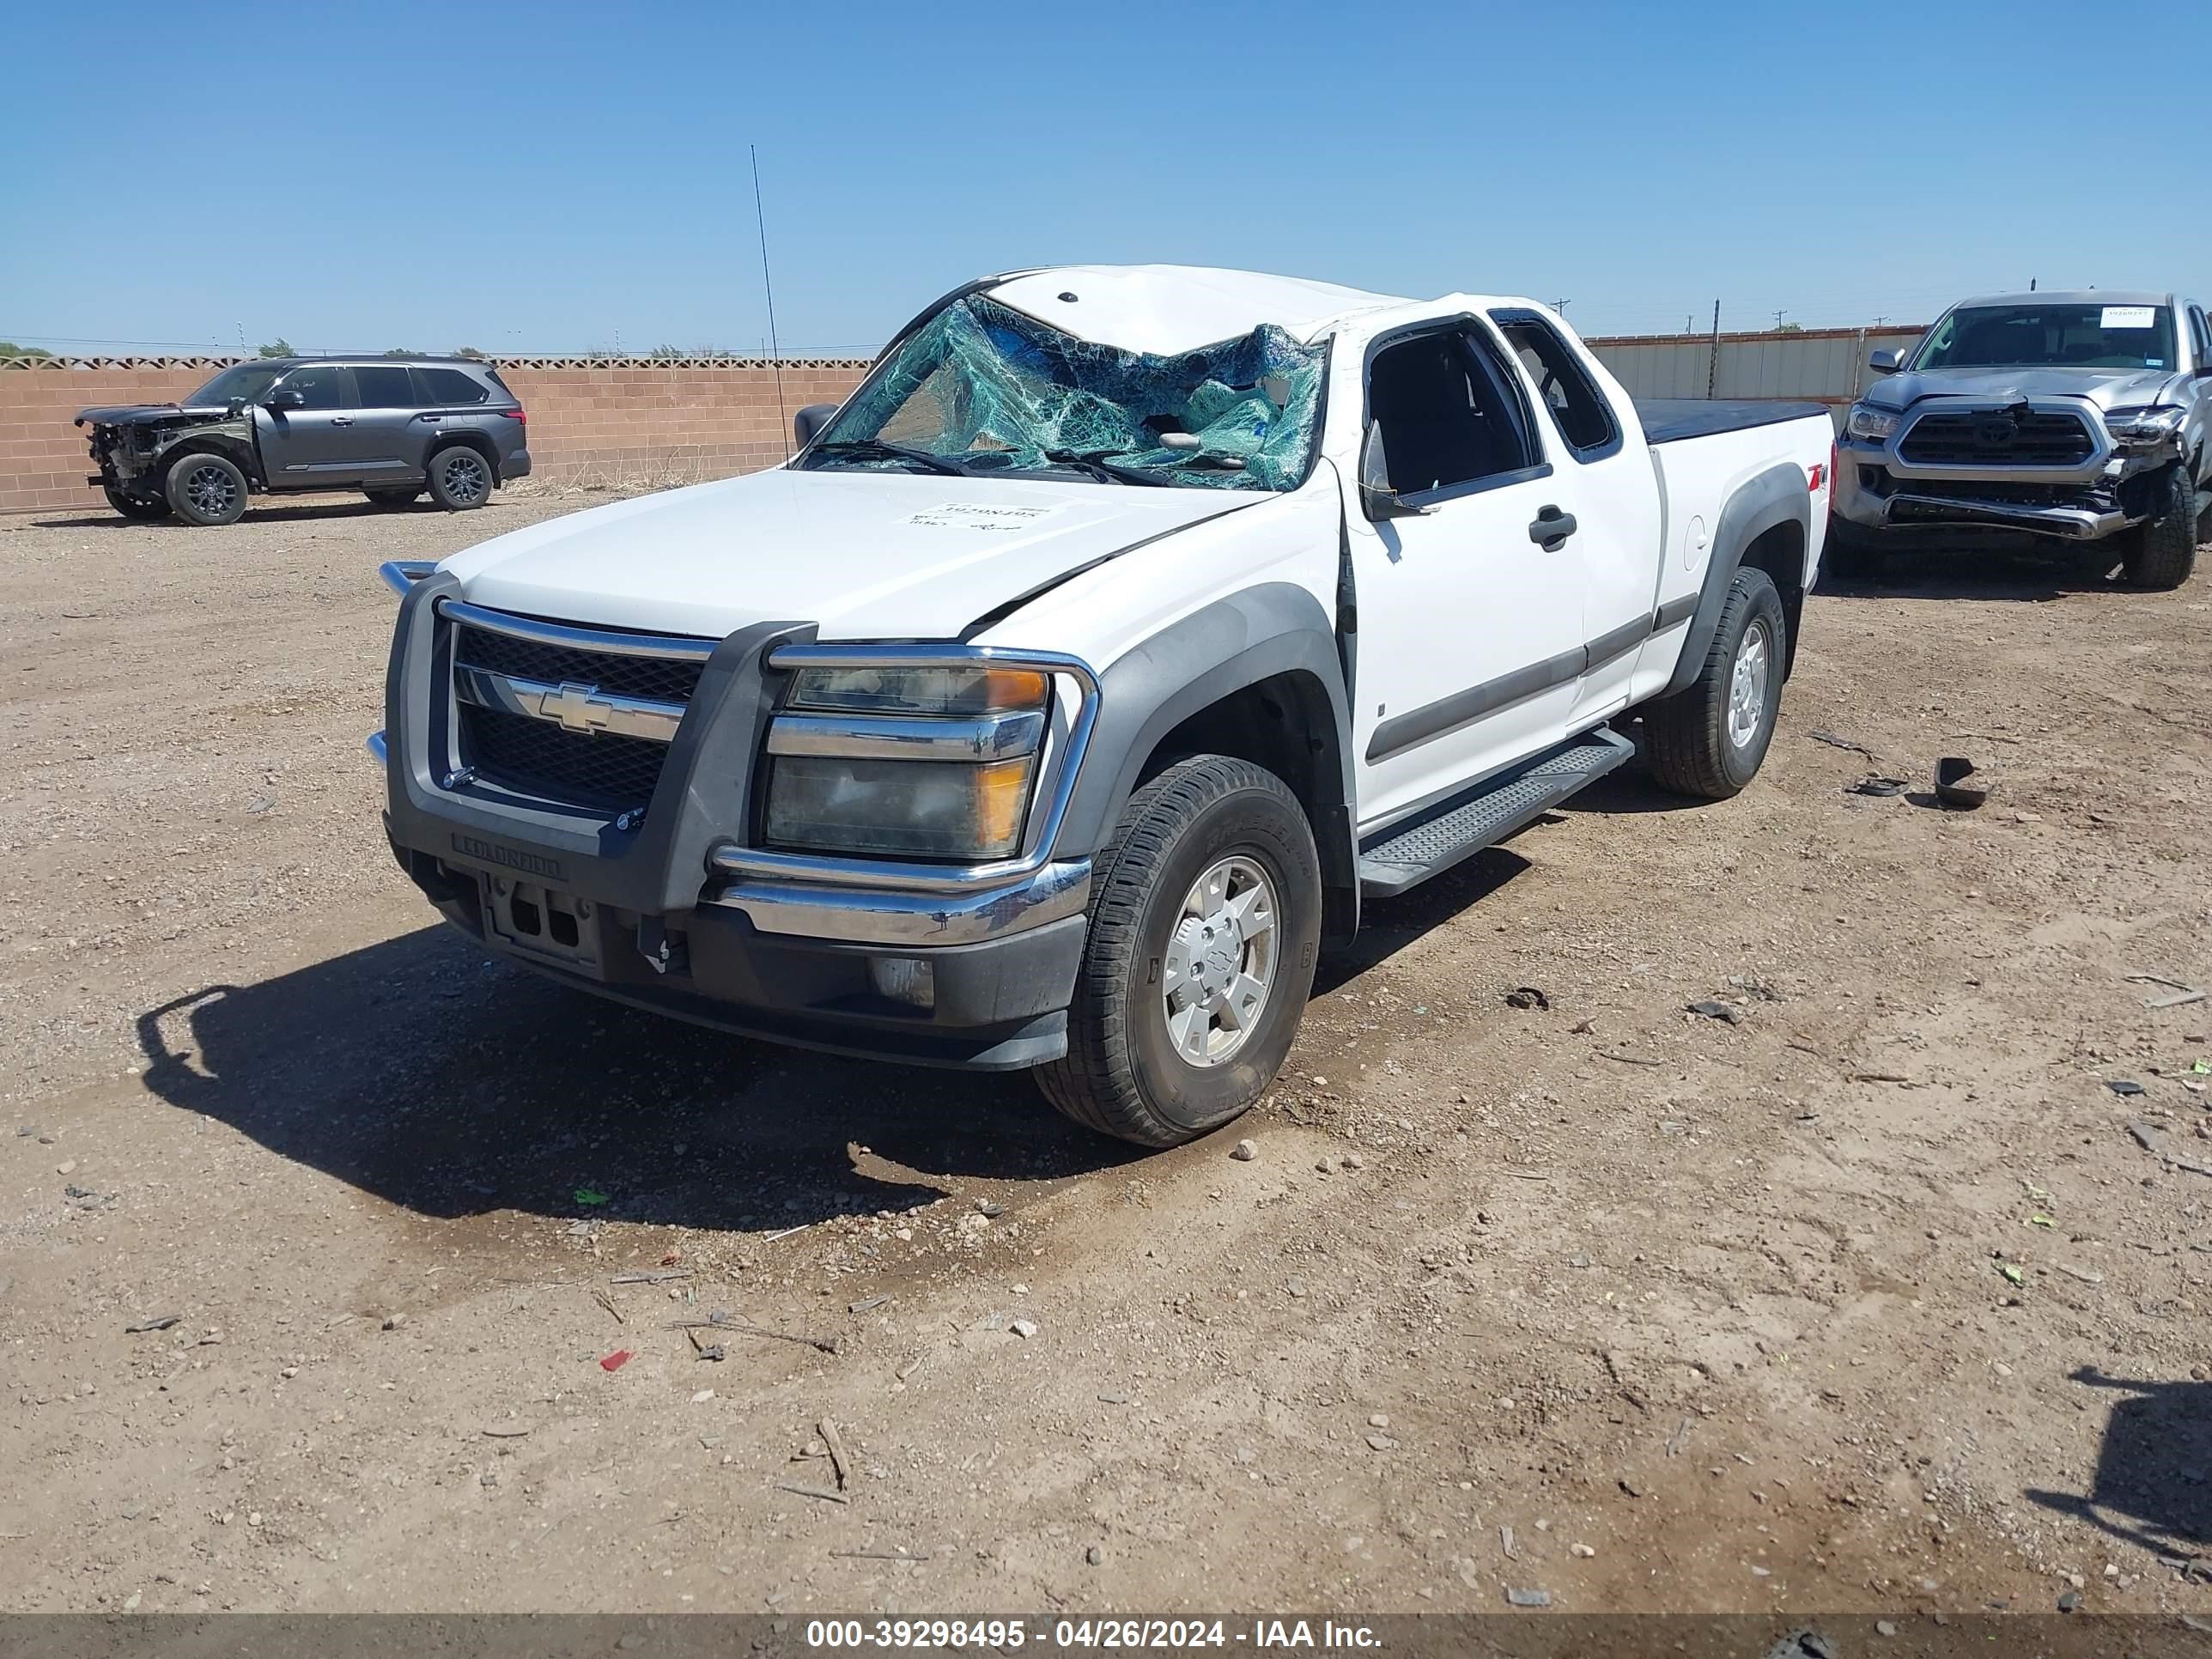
1914, 304, 2176, 372
188, 363, 288, 406
808, 295, 1328, 491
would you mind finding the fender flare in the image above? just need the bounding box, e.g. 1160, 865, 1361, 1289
1055, 582, 1358, 932
1662, 462, 1810, 699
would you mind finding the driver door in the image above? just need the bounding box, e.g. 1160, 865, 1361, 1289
1349, 323, 1588, 830
252, 364, 363, 483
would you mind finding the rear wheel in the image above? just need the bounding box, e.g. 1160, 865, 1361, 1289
163, 452, 248, 526
2119, 465, 2199, 591
1643, 566, 1787, 800
363, 486, 423, 507
426, 446, 492, 511
1036, 756, 1322, 1149
103, 483, 171, 521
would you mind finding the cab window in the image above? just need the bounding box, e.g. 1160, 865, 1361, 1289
1364, 328, 1540, 498
1490, 309, 1621, 459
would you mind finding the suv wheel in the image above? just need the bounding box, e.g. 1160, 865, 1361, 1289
1642, 565, 1787, 799
1036, 756, 1322, 1149
426, 447, 492, 511
164, 452, 249, 527
103, 483, 172, 522
2120, 464, 2199, 591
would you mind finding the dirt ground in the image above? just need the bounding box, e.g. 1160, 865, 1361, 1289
3, 489, 2209, 1622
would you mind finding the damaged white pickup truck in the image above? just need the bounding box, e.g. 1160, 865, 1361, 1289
372, 266, 1832, 1146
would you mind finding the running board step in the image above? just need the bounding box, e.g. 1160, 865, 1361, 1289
1358, 727, 1636, 898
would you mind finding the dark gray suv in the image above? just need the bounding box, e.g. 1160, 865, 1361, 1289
76, 356, 532, 526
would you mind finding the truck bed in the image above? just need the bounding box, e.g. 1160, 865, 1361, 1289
1636, 398, 1832, 445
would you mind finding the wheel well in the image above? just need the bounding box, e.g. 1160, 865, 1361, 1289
1134, 671, 1357, 943
428, 430, 501, 482
1739, 520, 1806, 677
159, 436, 259, 489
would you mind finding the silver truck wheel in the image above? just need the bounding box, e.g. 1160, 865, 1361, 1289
1643, 565, 1787, 799
1037, 756, 1321, 1149
2120, 465, 2199, 591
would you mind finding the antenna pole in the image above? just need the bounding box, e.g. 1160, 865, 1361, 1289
751, 144, 790, 460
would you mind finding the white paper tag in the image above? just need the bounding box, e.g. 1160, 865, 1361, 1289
2100, 305, 2156, 330
906, 502, 1061, 531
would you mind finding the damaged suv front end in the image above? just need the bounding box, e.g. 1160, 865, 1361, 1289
1832, 292, 2208, 573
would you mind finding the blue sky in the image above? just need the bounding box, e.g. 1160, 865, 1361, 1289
4, 0, 2205, 356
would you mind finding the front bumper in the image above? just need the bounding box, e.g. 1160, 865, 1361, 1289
1832, 398, 2170, 543
370, 573, 1091, 1070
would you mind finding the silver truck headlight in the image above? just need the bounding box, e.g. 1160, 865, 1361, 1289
1846, 404, 1899, 441
763, 664, 1052, 860
2105, 405, 2185, 447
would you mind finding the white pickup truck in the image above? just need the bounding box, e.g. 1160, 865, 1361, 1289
372, 266, 1832, 1146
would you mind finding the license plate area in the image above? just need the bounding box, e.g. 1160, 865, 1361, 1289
482, 876, 604, 975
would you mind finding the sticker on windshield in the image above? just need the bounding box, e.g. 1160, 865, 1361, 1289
2100, 306, 2156, 330
907, 502, 1065, 531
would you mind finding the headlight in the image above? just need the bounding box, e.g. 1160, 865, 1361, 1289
1846, 404, 1899, 441
2105, 405, 2185, 447
764, 662, 1053, 860
765, 752, 1035, 859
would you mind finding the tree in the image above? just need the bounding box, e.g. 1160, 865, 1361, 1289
0, 341, 56, 360
451, 345, 487, 361
649, 343, 684, 360
382, 347, 416, 358
1774, 322, 1803, 334
256, 338, 294, 358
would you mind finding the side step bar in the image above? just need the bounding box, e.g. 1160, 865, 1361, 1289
1357, 726, 1636, 898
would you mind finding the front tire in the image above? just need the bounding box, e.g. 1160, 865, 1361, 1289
1036, 756, 1322, 1149
426, 446, 493, 511
1643, 565, 1787, 800
103, 483, 171, 522
163, 452, 248, 526
2120, 465, 2199, 591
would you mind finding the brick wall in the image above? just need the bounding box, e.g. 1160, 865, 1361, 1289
0, 357, 872, 514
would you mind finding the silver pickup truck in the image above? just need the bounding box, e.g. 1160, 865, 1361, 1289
1831, 289, 2209, 588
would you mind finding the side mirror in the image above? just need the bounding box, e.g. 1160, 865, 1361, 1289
264, 388, 307, 410
1867, 349, 1903, 375
793, 403, 837, 449
1358, 423, 1430, 520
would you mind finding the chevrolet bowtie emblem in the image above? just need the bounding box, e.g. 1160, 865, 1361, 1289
539, 680, 616, 733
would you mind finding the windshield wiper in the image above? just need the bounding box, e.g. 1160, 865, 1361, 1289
1041, 447, 1175, 487
805, 438, 970, 477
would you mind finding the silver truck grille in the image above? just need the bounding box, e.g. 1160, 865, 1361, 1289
448, 613, 711, 814
1896, 409, 2094, 467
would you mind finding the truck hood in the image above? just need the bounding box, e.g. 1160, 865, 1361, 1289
1861, 366, 2184, 412
74, 404, 230, 427
441, 465, 1269, 641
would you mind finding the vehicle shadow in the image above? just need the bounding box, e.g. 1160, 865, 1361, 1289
1818, 539, 2113, 603
134, 925, 1139, 1236
1318, 844, 1533, 991
28, 499, 518, 531
2023, 1368, 2209, 1559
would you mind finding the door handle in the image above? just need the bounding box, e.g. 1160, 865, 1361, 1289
418, 414, 441, 422
1528, 506, 1577, 548
331, 416, 355, 426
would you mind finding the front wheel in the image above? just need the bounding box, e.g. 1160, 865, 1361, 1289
426, 446, 492, 511
1036, 756, 1322, 1149
103, 483, 171, 521
1642, 565, 1787, 800
2119, 465, 2199, 591
164, 452, 249, 526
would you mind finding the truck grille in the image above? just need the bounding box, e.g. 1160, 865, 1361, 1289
450, 619, 706, 813
1897, 409, 2094, 467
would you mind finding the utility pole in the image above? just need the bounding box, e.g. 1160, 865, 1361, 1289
1550, 298, 1571, 316
1771, 308, 1787, 331
1706, 300, 1722, 400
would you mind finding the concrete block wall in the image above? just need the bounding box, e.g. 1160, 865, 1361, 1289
0, 357, 872, 514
